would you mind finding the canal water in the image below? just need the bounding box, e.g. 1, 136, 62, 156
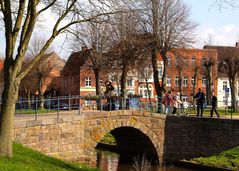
96, 149, 195, 171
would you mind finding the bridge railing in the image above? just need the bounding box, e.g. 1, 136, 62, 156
12, 95, 239, 120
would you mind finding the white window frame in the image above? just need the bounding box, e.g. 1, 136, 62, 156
182, 96, 188, 102
183, 77, 188, 87
158, 66, 163, 77
85, 77, 91, 87
191, 77, 195, 87
127, 79, 133, 87
168, 58, 171, 67
139, 84, 153, 98
202, 76, 206, 87
166, 76, 171, 87
202, 58, 206, 68
175, 76, 179, 87
223, 81, 227, 91
191, 57, 196, 67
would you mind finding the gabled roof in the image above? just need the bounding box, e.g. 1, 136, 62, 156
61, 50, 91, 76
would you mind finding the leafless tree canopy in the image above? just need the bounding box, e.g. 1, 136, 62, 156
0, 0, 121, 157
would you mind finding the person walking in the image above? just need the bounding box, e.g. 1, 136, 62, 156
210, 92, 220, 118
163, 90, 174, 114
172, 92, 182, 114
194, 88, 205, 117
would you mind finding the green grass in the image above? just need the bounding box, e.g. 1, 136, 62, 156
0, 143, 98, 171
15, 109, 58, 114
192, 146, 239, 170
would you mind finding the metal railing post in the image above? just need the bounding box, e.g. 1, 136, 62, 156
47, 96, 49, 111
57, 96, 60, 118
35, 98, 38, 121
68, 94, 71, 110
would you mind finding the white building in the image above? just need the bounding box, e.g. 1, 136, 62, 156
217, 77, 239, 107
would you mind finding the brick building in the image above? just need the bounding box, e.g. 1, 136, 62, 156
19, 52, 65, 98
137, 48, 218, 103
60, 47, 218, 104
59, 49, 108, 97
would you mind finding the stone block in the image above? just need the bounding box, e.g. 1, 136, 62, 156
26, 120, 42, 127
53, 118, 63, 124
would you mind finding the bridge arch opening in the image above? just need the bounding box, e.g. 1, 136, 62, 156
96, 126, 159, 165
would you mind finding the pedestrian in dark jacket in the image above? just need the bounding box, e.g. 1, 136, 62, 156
193, 88, 205, 117
210, 92, 220, 118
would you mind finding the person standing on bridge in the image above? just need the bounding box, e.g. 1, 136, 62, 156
193, 88, 205, 117
163, 90, 174, 114
210, 92, 220, 118
172, 92, 182, 114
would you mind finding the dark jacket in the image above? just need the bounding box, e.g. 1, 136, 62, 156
194, 91, 205, 104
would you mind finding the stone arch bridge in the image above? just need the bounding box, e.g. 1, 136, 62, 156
13, 110, 239, 166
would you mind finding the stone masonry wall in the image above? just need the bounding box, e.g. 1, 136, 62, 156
13, 110, 239, 167
13, 113, 87, 164
163, 116, 239, 163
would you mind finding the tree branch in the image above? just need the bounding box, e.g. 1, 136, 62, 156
13, 0, 37, 79
37, 0, 57, 15
19, 1, 32, 43
12, 0, 26, 47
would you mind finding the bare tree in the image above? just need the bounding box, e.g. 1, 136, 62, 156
212, 0, 237, 10
137, 55, 153, 109
68, 21, 116, 97
218, 48, 239, 111
0, 0, 118, 157
144, 0, 197, 112
108, 12, 150, 98
21, 35, 56, 109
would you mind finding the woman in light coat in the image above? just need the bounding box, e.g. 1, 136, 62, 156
172, 92, 182, 114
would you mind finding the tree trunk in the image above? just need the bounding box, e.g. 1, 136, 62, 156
192, 68, 198, 110
206, 66, 212, 105
179, 69, 182, 101
0, 80, 19, 157
94, 68, 101, 96
120, 64, 128, 98
38, 76, 44, 110
94, 68, 101, 110
229, 77, 237, 111
145, 79, 152, 110
151, 47, 164, 113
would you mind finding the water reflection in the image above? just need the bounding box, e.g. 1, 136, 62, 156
96, 149, 195, 171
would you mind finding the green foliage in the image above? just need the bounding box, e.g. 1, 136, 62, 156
0, 143, 98, 171
193, 146, 239, 170
100, 133, 116, 145
15, 109, 58, 114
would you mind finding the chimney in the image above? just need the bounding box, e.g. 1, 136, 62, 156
236, 42, 239, 48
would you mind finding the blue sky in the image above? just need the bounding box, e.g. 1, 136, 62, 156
183, 0, 239, 48
1, 1, 239, 58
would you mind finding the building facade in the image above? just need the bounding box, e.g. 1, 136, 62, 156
136, 48, 218, 103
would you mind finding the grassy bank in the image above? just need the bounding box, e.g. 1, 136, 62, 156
192, 146, 239, 170
15, 109, 58, 114
0, 143, 98, 171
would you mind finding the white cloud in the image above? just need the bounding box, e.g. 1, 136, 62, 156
193, 24, 239, 48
